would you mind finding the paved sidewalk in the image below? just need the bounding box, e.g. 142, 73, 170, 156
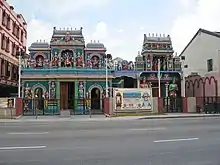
0, 113, 220, 122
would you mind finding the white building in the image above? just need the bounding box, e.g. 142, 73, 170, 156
180, 28, 220, 96
180, 28, 220, 77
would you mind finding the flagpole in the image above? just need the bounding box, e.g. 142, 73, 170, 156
105, 57, 108, 98
158, 59, 161, 98
18, 54, 21, 97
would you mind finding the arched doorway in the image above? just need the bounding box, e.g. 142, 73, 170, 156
91, 88, 101, 110
34, 87, 44, 110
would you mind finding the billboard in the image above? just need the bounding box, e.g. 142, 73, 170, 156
0, 98, 15, 108
114, 88, 153, 111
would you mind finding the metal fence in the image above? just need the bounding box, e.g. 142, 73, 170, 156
163, 97, 183, 113
196, 97, 220, 113
22, 98, 105, 116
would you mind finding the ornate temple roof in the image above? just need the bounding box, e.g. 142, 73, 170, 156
141, 33, 174, 54
52, 27, 83, 38
143, 33, 171, 43
85, 40, 106, 51
29, 40, 50, 50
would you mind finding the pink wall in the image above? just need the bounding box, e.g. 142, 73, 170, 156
185, 73, 218, 97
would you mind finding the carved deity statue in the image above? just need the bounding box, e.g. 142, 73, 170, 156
24, 84, 32, 99
146, 55, 151, 69
35, 56, 44, 68
65, 32, 71, 42
140, 77, 149, 88
153, 59, 158, 71
169, 78, 178, 97
52, 52, 59, 67
76, 52, 83, 67
50, 81, 56, 99
92, 56, 99, 69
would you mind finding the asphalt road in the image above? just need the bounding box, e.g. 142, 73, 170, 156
0, 117, 220, 165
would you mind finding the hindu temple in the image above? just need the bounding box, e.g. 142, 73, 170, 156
21, 27, 182, 115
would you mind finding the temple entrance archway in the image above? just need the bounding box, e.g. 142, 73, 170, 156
91, 88, 101, 110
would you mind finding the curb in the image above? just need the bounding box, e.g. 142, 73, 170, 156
138, 114, 220, 120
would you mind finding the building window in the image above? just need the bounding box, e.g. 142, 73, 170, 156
1, 34, 6, 50
1, 34, 4, 49
12, 22, 16, 35
11, 42, 15, 55
16, 45, 19, 55
24, 30, 27, 39
2, 10, 6, 26
6, 15, 10, 30
6, 38, 10, 52
21, 31, 23, 43
207, 59, 213, 72
17, 27, 20, 39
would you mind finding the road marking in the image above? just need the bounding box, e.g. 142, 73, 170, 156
0, 146, 47, 150
154, 137, 199, 143
129, 127, 166, 131
7, 132, 49, 135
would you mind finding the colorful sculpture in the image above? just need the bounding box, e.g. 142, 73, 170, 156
169, 78, 178, 97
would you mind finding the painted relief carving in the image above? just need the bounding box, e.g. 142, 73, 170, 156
24, 83, 32, 98
153, 59, 158, 71
146, 55, 151, 69
122, 60, 128, 70
78, 81, 84, 99
169, 78, 178, 97
64, 32, 71, 42
92, 56, 100, 69
86, 56, 92, 68
128, 61, 134, 70
117, 61, 122, 70
49, 81, 56, 99
76, 52, 83, 67
140, 77, 149, 88
35, 55, 44, 68
61, 50, 74, 67
52, 52, 59, 67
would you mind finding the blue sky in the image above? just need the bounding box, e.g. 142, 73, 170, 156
7, 0, 220, 60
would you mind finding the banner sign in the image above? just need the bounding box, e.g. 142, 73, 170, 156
114, 88, 153, 111
0, 98, 15, 108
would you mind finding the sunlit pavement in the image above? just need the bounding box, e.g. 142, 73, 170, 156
0, 117, 220, 164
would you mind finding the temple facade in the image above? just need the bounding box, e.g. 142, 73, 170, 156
21, 28, 182, 115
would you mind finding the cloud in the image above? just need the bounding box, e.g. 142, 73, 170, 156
27, 19, 53, 48
92, 22, 108, 39
171, 0, 220, 54
33, 0, 109, 18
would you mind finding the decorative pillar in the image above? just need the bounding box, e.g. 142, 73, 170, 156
21, 81, 24, 98
149, 82, 152, 88
58, 52, 61, 67
165, 82, 169, 97
0, 58, 1, 75
137, 79, 140, 88
48, 81, 51, 99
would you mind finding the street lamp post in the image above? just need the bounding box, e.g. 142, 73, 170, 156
157, 58, 161, 98
16, 50, 26, 98
181, 55, 186, 97
105, 57, 108, 98
105, 54, 111, 98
